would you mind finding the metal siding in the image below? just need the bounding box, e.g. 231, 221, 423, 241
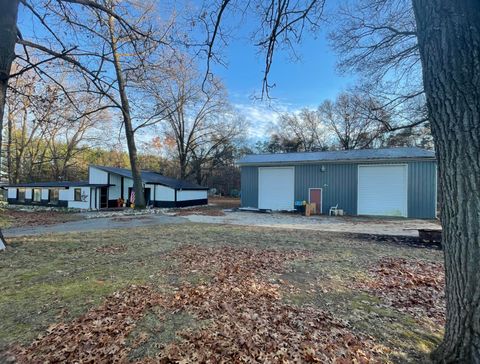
241, 160, 437, 218
240, 166, 258, 208
408, 161, 437, 218
295, 164, 358, 215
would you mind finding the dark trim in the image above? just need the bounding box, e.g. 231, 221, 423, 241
153, 199, 208, 208
58, 200, 68, 207
173, 187, 210, 191
153, 200, 176, 208
121, 177, 124, 200
175, 199, 208, 207
108, 199, 118, 208
174, 189, 177, 202
107, 173, 110, 205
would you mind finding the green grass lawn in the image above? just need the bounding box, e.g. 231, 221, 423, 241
0, 224, 444, 363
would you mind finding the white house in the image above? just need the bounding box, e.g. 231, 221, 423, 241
3, 165, 209, 210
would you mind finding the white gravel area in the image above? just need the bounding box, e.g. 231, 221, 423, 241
183, 211, 441, 237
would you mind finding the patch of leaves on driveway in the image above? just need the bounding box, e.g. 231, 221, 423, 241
360, 258, 445, 325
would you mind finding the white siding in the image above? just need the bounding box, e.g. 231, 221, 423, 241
155, 185, 175, 201
25, 188, 32, 199
59, 189, 70, 201
41, 189, 49, 200
66, 186, 91, 209
109, 173, 122, 199
7, 188, 17, 199
357, 164, 408, 217
177, 190, 208, 201
89, 166, 108, 184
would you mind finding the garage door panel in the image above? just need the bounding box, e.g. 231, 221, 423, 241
358, 165, 407, 217
258, 167, 294, 210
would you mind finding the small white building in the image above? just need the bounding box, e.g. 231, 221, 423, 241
3, 165, 209, 210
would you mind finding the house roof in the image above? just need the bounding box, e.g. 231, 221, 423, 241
237, 147, 436, 166
1, 181, 111, 188
90, 165, 209, 190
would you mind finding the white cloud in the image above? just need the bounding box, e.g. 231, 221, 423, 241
234, 101, 300, 140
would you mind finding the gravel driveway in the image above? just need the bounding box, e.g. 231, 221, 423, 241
181, 211, 440, 236
3, 209, 440, 238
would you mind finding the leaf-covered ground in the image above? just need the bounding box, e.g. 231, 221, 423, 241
0, 224, 444, 363
0, 208, 82, 229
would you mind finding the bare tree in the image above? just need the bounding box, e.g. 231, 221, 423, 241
149, 55, 243, 181
329, 0, 426, 131
3, 69, 106, 183
275, 109, 330, 151
3, 0, 171, 209
318, 92, 386, 150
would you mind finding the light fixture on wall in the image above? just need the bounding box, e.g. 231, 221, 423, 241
321, 165, 326, 172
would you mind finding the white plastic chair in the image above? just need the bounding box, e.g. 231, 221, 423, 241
329, 204, 339, 216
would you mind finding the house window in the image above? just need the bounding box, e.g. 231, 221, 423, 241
17, 188, 25, 203
74, 188, 82, 201
49, 189, 59, 205
33, 188, 41, 203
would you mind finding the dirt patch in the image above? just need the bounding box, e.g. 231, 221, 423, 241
360, 258, 445, 325
95, 244, 128, 254
174, 207, 225, 216
208, 196, 241, 209
172, 197, 240, 217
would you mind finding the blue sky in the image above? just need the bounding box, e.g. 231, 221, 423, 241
206, 9, 355, 139
17, 1, 354, 141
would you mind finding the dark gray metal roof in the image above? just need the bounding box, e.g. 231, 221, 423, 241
91, 165, 209, 190
237, 147, 436, 165
2, 181, 111, 188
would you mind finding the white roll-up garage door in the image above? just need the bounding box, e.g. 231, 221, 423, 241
258, 167, 294, 210
358, 164, 408, 217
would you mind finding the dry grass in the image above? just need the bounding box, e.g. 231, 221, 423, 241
0, 224, 444, 363
0, 208, 82, 229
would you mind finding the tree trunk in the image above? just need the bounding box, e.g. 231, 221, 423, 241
107, 15, 145, 208
0, 0, 18, 175
6, 105, 13, 183
179, 154, 187, 180
412, 0, 480, 362
0, 0, 19, 250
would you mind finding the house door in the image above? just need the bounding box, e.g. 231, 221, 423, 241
144, 188, 151, 205
100, 187, 108, 208
309, 188, 322, 215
